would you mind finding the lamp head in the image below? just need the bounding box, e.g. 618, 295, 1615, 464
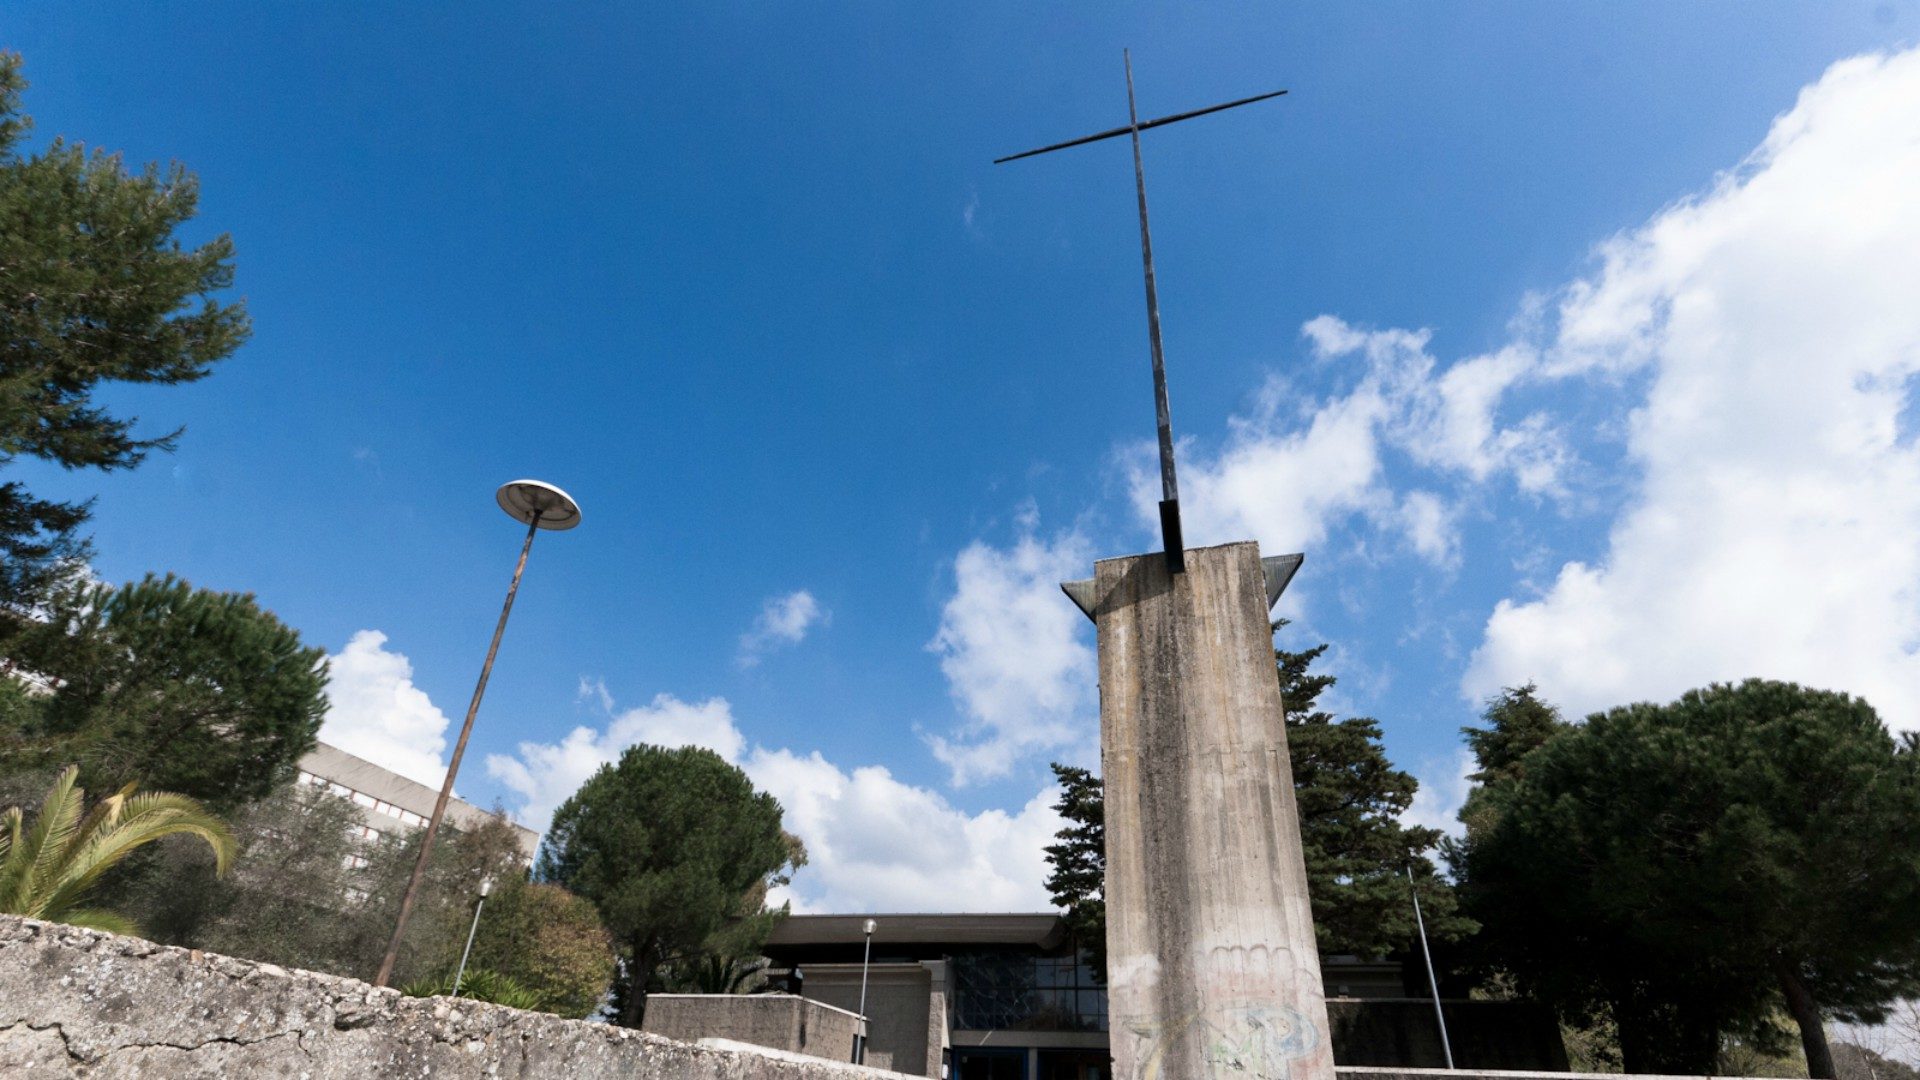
496, 479, 582, 530
479, 876, 494, 898
864, 918, 877, 936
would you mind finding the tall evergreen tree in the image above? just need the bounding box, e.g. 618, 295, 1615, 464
537, 744, 802, 1028
0, 52, 249, 614
1, 573, 328, 809
1043, 762, 1106, 975
1043, 628, 1470, 971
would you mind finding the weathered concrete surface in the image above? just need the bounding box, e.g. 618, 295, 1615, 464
0, 915, 917, 1079
1095, 541, 1336, 1080
644, 993, 862, 1063
794, 962, 947, 1077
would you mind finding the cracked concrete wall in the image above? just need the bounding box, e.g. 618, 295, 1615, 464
0, 915, 916, 1079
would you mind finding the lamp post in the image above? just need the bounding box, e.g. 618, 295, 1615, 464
452, 875, 494, 999
854, 917, 876, 1064
1406, 863, 1455, 1069
372, 480, 581, 988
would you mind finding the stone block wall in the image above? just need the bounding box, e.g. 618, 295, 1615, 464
0, 915, 914, 1079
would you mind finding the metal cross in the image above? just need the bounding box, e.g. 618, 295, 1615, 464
997, 51, 1286, 573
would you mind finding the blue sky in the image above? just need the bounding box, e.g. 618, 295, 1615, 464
8, 3, 1920, 912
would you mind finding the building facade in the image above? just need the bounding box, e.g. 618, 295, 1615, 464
760, 913, 1566, 1080
296, 741, 539, 864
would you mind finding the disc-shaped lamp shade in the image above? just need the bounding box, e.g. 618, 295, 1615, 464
496, 480, 582, 530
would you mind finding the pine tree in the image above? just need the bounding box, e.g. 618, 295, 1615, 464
1, 573, 327, 809
537, 745, 801, 1028
1043, 762, 1106, 976
1456, 680, 1920, 1077
0, 52, 249, 613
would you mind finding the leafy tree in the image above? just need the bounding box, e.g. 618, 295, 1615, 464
1043, 629, 1470, 972
537, 744, 802, 1028
456, 878, 615, 1019
0, 52, 249, 613
1, 573, 327, 810
1456, 679, 1920, 1077
0, 764, 233, 934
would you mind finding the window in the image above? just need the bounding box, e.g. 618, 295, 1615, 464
951, 950, 1107, 1032
343, 887, 370, 904
343, 854, 370, 870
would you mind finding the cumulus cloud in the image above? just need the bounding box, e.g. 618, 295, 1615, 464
1136, 316, 1565, 567
1465, 48, 1920, 730
487, 694, 747, 829
738, 590, 830, 667
925, 520, 1097, 786
485, 692, 1062, 912
1403, 750, 1476, 840
320, 630, 451, 788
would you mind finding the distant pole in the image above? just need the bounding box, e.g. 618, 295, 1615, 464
854, 918, 877, 1064
452, 875, 494, 998
372, 480, 581, 988
1407, 863, 1455, 1069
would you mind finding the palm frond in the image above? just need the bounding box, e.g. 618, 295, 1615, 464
38, 798, 235, 918
55, 908, 140, 936
16, 766, 83, 914
0, 766, 232, 931
0, 807, 23, 901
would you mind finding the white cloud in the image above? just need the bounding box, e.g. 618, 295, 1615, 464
1137, 316, 1564, 567
925, 522, 1097, 786
485, 692, 1063, 912
738, 590, 829, 668
486, 693, 747, 830
320, 630, 451, 788
1403, 750, 1475, 840
1465, 48, 1920, 731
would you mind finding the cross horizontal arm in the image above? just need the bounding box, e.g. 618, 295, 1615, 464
993, 87, 1287, 165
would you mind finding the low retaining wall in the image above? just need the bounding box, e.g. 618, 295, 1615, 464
645, 993, 863, 1062
0, 915, 910, 1079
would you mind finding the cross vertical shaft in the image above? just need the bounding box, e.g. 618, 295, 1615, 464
1124, 50, 1184, 572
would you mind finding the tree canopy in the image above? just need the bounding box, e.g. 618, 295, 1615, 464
0, 52, 249, 613
537, 744, 802, 1027
1, 573, 328, 810
455, 878, 615, 1019
1045, 629, 1470, 974
1455, 679, 1920, 1077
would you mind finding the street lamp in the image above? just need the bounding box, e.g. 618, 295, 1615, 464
452, 875, 495, 999
854, 918, 877, 1064
372, 480, 581, 988
1406, 863, 1455, 1069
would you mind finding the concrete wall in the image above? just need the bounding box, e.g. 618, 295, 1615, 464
644, 994, 862, 1063
800, 962, 944, 1077
0, 915, 916, 1079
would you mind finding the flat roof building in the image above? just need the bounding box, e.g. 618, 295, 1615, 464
296, 741, 539, 864
751, 913, 1565, 1080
